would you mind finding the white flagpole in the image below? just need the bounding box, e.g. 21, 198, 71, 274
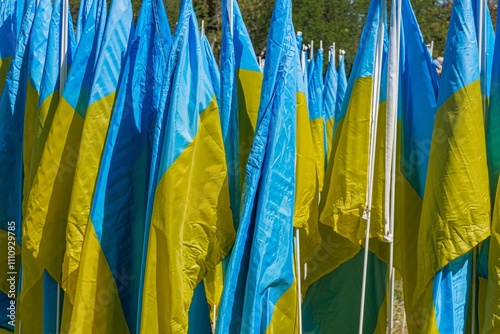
295, 31, 305, 334
359, 0, 386, 332
472, 0, 487, 332
294, 229, 304, 334
57, 0, 69, 333
385, 0, 401, 331
309, 40, 314, 62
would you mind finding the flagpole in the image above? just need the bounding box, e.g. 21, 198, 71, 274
57, 0, 69, 332
359, 0, 386, 332
294, 229, 304, 334
472, 0, 487, 332
385, 0, 401, 331
229, 0, 234, 35
310, 40, 314, 62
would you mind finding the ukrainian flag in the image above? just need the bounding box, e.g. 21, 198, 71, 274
0, 0, 25, 95
62, 0, 133, 308
23, 0, 77, 216
294, 32, 322, 280
474, 0, 497, 280
0, 0, 36, 297
60, 0, 169, 332
220, 0, 263, 230
484, 179, 500, 333
323, 48, 337, 165
139, 0, 234, 332
320, 0, 389, 252
415, 0, 490, 332
217, 0, 299, 332
201, 31, 226, 324
482, 3, 500, 333
0, 0, 36, 330
334, 53, 347, 135
393, 0, 439, 331
22, 0, 107, 300
18, 0, 78, 330
304, 0, 388, 331
308, 47, 325, 190
22, 0, 52, 216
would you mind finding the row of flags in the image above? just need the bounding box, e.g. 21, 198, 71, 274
0, 0, 499, 332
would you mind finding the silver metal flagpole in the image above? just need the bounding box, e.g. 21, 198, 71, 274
57, 0, 69, 332
472, 0, 487, 332
385, 0, 401, 330
294, 30, 305, 334
359, 0, 386, 332
294, 229, 304, 334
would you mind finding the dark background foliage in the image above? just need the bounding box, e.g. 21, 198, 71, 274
68, 0, 498, 74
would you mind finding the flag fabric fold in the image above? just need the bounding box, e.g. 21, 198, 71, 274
415, 0, 490, 332
323, 49, 337, 164
139, 1, 234, 331
62, 0, 170, 332
217, 0, 299, 332
395, 0, 440, 331
220, 0, 263, 230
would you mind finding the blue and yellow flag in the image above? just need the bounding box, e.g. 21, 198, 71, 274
61, 0, 170, 332
0, 0, 35, 330
415, 0, 490, 332
0, 0, 25, 95
200, 32, 227, 326
320, 0, 388, 251
394, 0, 440, 331
0, 0, 36, 290
304, 0, 388, 331
220, 0, 263, 230
474, 0, 496, 281
481, 4, 500, 333
295, 37, 319, 245
308, 47, 326, 189
23, 0, 77, 216
217, 0, 298, 332
323, 48, 337, 164
19, 0, 78, 331
22, 0, 107, 303
22, 0, 51, 208
62, 0, 133, 309
139, 1, 234, 332
334, 53, 347, 134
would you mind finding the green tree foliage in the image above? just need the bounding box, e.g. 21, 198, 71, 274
67, 0, 497, 74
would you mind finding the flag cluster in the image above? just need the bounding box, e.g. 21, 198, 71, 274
0, 0, 499, 332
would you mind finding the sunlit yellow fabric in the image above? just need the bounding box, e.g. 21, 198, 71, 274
63, 222, 129, 334
483, 177, 500, 333
302, 115, 359, 289
265, 278, 298, 334
140, 97, 235, 333
310, 118, 325, 191
204, 263, 224, 324
22, 82, 39, 214
62, 92, 117, 302
321, 77, 389, 259
416, 80, 490, 306
23, 86, 60, 215
236, 69, 262, 185
23, 97, 85, 285
325, 117, 334, 163
295, 91, 318, 234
